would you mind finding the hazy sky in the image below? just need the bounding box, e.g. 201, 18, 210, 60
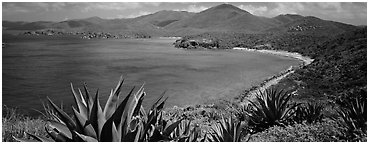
2, 2, 367, 25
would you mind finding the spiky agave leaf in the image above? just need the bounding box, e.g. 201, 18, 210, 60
70, 83, 88, 120
293, 102, 324, 124
100, 86, 135, 141
83, 83, 94, 111
89, 89, 107, 139
170, 120, 201, 142
103, 77, 124, 119
46, 97, 77, 131
246, 88, 299, 132
206, 116, 244, 142
46, 120, 73, 140
336, 97, 367, 135
14, 77, 187, 142
44, 125, 70, 142
74, 131, 98, 142
171, 120, 192, 140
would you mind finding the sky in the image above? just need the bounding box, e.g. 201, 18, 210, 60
2, 2, 367, 26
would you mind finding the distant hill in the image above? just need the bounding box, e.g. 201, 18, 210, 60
164, 4, 281, 33
265, 16, 358, 36
2, 3, 359, 37
132, 10, 195, 27
3, 21, 54, 30
272, 14, 305, 24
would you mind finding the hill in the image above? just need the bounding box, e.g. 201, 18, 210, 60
272, 14, 304, 24
265, 16, 358, 36
2, 3, 359, 37
274, 27, 367, 105
3, 21, 54, 30
131, 10, 195, 27
164, 4, 281, 34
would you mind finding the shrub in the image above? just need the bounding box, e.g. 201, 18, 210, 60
292, 102, 324, 124
169, 120, 202, 142
249, 119, 342, 142
2, 106, 47, 142
335, 96, 367, 141
245, 88, 300, 133
205, 116, 249, 142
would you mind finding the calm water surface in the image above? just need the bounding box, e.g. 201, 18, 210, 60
2, 37, 301, 116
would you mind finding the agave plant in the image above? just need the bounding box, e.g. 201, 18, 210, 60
205, 116, 248, 142
13, 77, 184, 142
246, 88, 300, 133
293, 102, 325, 124
167, 120, 203, 142
336, 96, 367, 141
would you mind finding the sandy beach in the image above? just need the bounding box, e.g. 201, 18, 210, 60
232, 47, 314, 66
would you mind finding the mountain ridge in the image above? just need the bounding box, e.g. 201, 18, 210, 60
3, 3, 358, 36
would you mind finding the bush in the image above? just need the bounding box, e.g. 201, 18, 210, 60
246, 88, 299, 133
249, 119, 342, 142
2, 106, 47, 142
336, 96, 367, 141
291, 102, 324, 124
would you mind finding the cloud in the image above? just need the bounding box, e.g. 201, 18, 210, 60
316, 2, 342, 12
125, 11, 152, 18
259, 2, 366, 25
143, 2, 161, 7
238, 5, 268, 16
81, 2, 142, 12
3, 2, 69, 13
3, 2, 145, 13
174, 4, 209, 13
3, 3, 30, 13
267, 3, 305, 16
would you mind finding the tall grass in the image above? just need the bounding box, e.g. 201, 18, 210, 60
2, 105, 47, 142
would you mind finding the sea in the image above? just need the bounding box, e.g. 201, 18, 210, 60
2, 36, 301, 116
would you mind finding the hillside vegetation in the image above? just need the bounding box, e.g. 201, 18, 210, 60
2, 3, 366, 142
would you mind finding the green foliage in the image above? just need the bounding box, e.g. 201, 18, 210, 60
13, 77, 185, 142
249, 119, 343, 142
246, 88, 299, 133
206, 116, 248, 142
336, 96, 367, 141
292, 102, 324, 124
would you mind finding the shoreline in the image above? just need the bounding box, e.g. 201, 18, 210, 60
165, 47, 314, 110
232, 47, 314, 66
162, 47, 314, 130
232, 47, 314, 105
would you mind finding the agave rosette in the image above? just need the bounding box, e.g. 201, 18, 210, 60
14, 77, 185, 142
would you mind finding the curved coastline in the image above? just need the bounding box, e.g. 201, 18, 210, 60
165, 47, 314, 110
163, 47, 314, 130
232, 47, 314, 105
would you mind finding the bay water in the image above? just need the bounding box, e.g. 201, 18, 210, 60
2, 37, 301, 116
